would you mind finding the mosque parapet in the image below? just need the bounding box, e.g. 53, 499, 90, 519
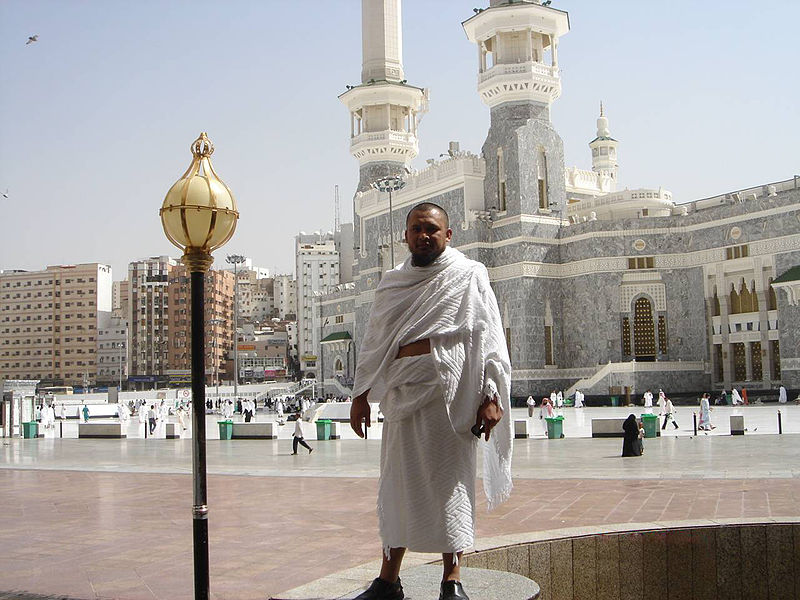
567, 188, 674, 222
354, 153, 486, 218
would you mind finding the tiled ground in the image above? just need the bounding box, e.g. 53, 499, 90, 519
1, 431, 798, 599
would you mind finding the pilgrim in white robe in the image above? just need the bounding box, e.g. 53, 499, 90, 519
778, 386, 787, 404
556, 391, 563, 409
354, 247, 512, 558
574, 390, 584, 408
698, 396, 713, 430
643, 391, 653, 413
731, 388, 743, 405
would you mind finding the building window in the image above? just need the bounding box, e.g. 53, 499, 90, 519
750, 341, 763, 380
621, 317, 631, 355
633, 297, 656, 360
732, 342, 747, 381
729, 283, 741, 314
537, 149, 548, 210
768, 279, 777, 311
725, 244, 750, 260
628, 257, 655, 270
544, 325, 553, 365
712, 287, 721, 317
658, 316, 668, 355
496, 147, 506, 211
771, 340, 780, 379
714, 344, 724, 382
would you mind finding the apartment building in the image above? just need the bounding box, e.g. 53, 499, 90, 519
96, 315, 128, 388
127, 256, 176, 388
0, 263, 112, 386
167, 265, 234, 385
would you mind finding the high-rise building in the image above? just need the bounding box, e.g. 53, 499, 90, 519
96, 315, 128, 389
274, 274, 297, 320
127, 256, 176, 389
167, 265, 234, 385
0, 263, 112, 386
296, 232, 340, 375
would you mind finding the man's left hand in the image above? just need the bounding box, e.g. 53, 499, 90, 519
475, 394, 503, 441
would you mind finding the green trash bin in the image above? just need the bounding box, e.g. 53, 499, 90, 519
545, 416, 564, 439
641, 413, 659, 438
316, 419, 332, 441
217, 420, 233, 440
22, 422, 39, 439
610, 396, 619, 407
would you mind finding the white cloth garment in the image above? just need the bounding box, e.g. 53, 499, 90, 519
354, 247, 512, 555
731, 389, 743, 405
574, 391, 584, 408
379, 354, 477, 554
698, 396, 712, 430
778, 386, 787, 404
353, 246, 512, 510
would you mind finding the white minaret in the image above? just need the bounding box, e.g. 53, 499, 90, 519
462, 0, 570, 114
340, 0, 428, 191
589, 102, 619, 187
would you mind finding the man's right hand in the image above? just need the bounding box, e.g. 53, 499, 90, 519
350, 390, 371, 437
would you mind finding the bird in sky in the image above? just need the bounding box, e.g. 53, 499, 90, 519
2, 189, 8, 199
26, 35, 38, 45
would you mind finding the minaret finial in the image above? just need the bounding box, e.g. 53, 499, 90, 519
600, 101, 604, 117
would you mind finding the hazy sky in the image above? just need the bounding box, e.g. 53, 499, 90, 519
1, 1, 798, 280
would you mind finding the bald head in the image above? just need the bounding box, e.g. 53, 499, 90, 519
405, 202, 449, 229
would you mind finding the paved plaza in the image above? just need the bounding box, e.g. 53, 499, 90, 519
1, 406, 798, 599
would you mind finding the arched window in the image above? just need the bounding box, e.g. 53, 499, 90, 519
750, 281, 759, 312
712, 286, 720, 317
729, 283, 741, 315
768, 278, 777, 310
739, 280, 752, 313
537, 149, 548, 209
334, 358, 343, 374
496, 147, 507, 211
633, 297, 656, 361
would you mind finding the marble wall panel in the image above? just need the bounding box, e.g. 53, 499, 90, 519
618, 533, 644, 600
642, 531, 668, 600
571, 537, 596, 599
528, 542, 551, 599
765, 525, 794, 600
690, 527, 717, 600
666, 529, 693, 600
739, 525, 768, 600
596, 534, 620, 600
507, 544, 529, 578
482, 547, 508, 572
715, 526, 741, 599
549, 539, 573, 600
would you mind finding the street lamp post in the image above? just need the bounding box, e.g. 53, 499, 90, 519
160, 132, 238, 600
115, 341, 126, 391
226, 254, 245, 399
372, 176, 406, 268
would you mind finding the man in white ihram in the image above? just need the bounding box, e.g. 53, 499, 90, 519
350, 202, 512, 600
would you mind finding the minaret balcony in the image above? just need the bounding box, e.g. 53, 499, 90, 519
477, 61, 561, 108
350, 130, 419, 165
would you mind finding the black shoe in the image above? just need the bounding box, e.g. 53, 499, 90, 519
439, 580, 469, 600
353, 577, 404, 600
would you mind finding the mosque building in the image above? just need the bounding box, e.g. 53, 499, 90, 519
317, 0, 800, 399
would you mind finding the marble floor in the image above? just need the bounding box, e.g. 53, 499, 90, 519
1, 407, 798, 599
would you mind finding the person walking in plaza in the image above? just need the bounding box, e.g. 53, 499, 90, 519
81, 403, 90, 423
147, 404, 157, 435
539, 397, 554, 436
291, 414, 313, 455
243, 398, 253, 422
138, 402, 147, 433
349, 203, 511, 600
661, 396, 679, 430
622, 414, 642, 457
574, 390, 584, 408
643, 389, 654, 413
657, 389, 666, 415
526, 395, 536, 418
59, 403, 66, 421
556, 390, 563, 409
778, 385, 787, 404
698, 393, 715, 431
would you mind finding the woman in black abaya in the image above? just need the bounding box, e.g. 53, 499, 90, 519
622, 414, 642, 457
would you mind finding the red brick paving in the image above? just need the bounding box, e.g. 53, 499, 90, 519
0, 470, 798, 599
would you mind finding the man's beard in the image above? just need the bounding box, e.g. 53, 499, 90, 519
410, 247, 444, 267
